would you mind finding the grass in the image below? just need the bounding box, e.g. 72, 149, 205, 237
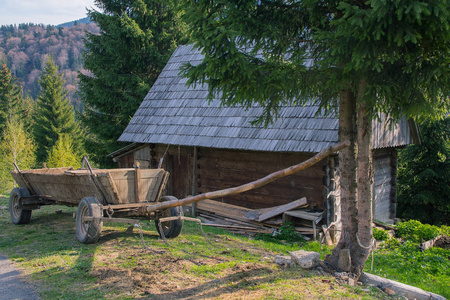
365, 228, 450, 299
0, 194, 393, 300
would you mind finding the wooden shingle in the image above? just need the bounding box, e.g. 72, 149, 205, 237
119, 45, 416, 153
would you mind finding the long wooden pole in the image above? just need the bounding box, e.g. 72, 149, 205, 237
146, 140, 349, 213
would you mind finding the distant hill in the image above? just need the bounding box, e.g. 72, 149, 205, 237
0, 21, 99, 110
58, 17, 92, 28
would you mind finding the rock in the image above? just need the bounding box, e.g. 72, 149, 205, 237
289, 250, 320, 269
348, 278, 355, 286
275, 255, 295, 268
340, 275, 349, 281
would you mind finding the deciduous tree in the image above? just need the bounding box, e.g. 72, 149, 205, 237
0, 116, 36, 193
47, 134, 81, 168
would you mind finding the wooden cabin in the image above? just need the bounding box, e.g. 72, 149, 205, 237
113, 45, 420, 225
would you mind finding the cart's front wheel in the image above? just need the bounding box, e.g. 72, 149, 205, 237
9, 187, 32, 224
155, 196, 184, 239
76, 197, 103, 244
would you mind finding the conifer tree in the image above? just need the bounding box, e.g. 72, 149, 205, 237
33, 58, 83, 163
397, 117, 450, 225
0, 60, 23, 134
79, 0, 188, 166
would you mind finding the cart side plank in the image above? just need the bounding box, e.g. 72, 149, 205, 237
11, 168, 168, 205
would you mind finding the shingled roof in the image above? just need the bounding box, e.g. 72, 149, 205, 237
118, 45, 416, 153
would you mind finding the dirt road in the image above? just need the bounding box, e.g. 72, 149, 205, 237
0, 254, 41, 300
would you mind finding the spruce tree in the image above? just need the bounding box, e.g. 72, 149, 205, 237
0, 61, 23, 135
79, 0, 188, 166
33, 58, 83, 164
397, 118, 450, 225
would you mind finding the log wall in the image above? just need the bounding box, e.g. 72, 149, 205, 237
117, 144, 398, 223
373, 148, 397, 223
122, 144, 327, 209
195, 148, 327, 209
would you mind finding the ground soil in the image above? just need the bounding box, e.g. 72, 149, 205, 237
87, 230, 367, 299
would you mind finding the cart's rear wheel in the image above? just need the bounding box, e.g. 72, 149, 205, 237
155, 196, 183, 239
76, 197, 103, 244
9, 187, 32, 224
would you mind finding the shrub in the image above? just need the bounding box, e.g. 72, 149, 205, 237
396, 220, 442, 243
373, 228, 390, 241
256, 222, 305, 244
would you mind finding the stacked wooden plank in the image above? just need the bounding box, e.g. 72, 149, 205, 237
193, 197, 314, 236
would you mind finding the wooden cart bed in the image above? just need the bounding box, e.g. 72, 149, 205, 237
11, 167, 169, 205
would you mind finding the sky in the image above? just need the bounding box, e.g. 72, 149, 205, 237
0, 0, 96, 26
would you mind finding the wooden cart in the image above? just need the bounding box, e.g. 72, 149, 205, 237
9, 161, 186, 243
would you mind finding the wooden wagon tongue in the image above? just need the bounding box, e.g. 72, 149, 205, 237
145, 140, 349, 213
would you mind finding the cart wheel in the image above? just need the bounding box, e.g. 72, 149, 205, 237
76, 197, 103, 244
9, 187, 32, 224
155, 196, 184, 239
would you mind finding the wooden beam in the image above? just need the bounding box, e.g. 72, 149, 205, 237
134, 162, 141, 202
257, 197, 307, 222
192, 146, 198, 216
145, 141, 349, 213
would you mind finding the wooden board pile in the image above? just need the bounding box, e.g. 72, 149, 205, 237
192, 197, 320, 237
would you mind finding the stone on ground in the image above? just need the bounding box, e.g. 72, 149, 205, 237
289, 250, 319, 269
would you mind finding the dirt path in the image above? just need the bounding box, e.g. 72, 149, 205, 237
0, 253, 41, 300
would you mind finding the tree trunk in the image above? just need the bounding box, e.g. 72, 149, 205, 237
352, 81, 373, 276
327, 82, 374, 280
327, 88, 358, 272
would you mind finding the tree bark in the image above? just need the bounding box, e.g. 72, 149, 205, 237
327, 82, 374, 280
327, 88, 358, 272
353, 81, 373, 276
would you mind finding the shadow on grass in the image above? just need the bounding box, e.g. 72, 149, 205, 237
142, 266, 278, 299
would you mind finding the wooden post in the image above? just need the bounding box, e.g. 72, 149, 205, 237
134, 162, 141, 203
191, 146, 198, 216
325, 160, 331, 226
